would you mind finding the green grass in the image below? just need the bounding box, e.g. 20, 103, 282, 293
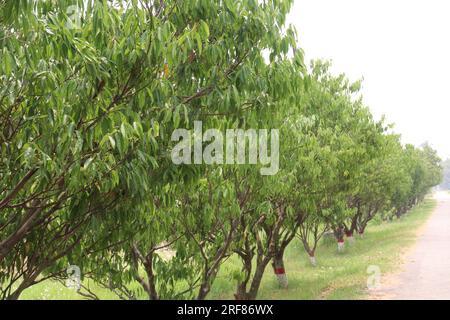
19, 198, 436, 300
20, 279, 117, 300
210, 198, 436, 300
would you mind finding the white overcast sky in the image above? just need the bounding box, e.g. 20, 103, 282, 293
287, 0, 450, 159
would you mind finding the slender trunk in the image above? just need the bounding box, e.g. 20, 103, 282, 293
197, 283, 210, 300
6, 271, 40, 300
272, 251, 288, 289
247, 261, 269, 299
234, 252, 252, 300
348, 215, 359, 238
131, 244, 159, 300
301, 240, 317, 266
234, 283, 251, 300
0, 206, 43, 263
197, 218, 238, 300
358, 224, 367, 237
345, 229, 354, 243
235, 257, 271, 300
6, 291, 21, 301
198, 264, 223, 300
308, 249, 317, 266
147, 277, 158, 300
144, 252, 159, 300
0, 198, 63, 264
337, 239, 345, 252
334, 226, 345, 252
299, 224, 324, 266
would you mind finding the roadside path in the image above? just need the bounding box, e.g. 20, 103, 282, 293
371, 191, 450, 299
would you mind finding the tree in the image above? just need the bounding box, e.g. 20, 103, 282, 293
296, 61, 385, 253
0, 0, 297, 299
346, 134, 406, 236
1, 0, 443, 301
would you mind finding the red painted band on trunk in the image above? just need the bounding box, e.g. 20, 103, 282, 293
275, 267, 285, 275
345, 231, 353, 237
338, 239, 345, 243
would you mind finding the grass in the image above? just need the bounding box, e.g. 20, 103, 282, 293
19, 198, 436, 300
210, 198, 436, 300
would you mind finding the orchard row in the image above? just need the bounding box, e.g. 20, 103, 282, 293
0, 0, 441, 300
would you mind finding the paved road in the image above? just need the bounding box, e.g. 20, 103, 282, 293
372, 191, 450, 299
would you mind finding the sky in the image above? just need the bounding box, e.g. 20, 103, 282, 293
287, 0, 450, 159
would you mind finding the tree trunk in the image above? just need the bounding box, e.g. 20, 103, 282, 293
234, 252, 252, 300
334, 227, 345, 252
301, 239, 317, 266
197, 283, 210, 300
234, 283, 251, 300
272, 252, 288, 289
337, 239, 345, 252
308, 250, 317, 266
235, 258, 270, 300
358, 224, 367, 237
5, 272, 39, 300
143, 257, 159, 300
247, 262, 268, 299
345, 230, 354, 244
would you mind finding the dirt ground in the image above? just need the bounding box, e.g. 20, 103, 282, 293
370, 191, 450, 300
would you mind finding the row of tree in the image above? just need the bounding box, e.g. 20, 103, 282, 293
0, 0, 442, 300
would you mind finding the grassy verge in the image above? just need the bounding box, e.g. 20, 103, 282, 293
20, 198, 436, 300
210, 198, 436, 299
